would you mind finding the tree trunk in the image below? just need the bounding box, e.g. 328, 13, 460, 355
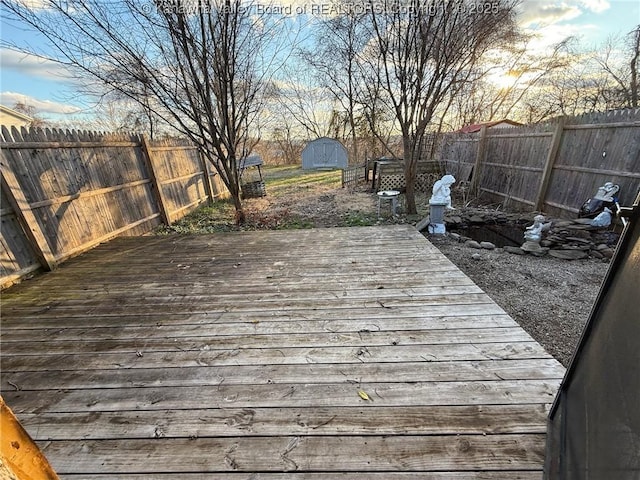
403, 135, 418, 214
230, 184, 246, 224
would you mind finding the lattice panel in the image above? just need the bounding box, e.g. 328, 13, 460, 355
378, 173, 439, 192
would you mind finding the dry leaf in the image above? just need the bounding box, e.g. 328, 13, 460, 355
358, 390, 371, 401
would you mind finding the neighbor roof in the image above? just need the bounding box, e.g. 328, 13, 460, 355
457, 119, 522, 134
0, 104, 33, 124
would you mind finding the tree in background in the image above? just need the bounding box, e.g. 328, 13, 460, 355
533, 25, 640, 117
442, 36, 573, 128
2, 0, 290, 224
272, 63, 343, 140
592, 26, 640, 109
302, 6, 368, 163
363, 0, 518, 213
12, 102, 47, 128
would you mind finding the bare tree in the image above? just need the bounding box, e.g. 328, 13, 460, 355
302, 6, 368, 163
12, 101, 48, 128
594, 26, 640, 109
363, 0, 518, 213
273, 63, 342, 140
2, 0, 290, 223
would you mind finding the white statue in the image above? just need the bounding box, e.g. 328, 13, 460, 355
524, 214, 546, 243
594, 182, 619, 202
430, 174, 456, 209
591, 207, 613, 227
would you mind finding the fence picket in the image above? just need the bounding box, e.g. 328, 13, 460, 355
0, 128, 228, 288
437, 110, 640, 216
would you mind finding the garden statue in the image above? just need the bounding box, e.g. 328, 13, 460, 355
595, 182, 619, 201
521, 214, 550, 255
427, 174, 456, 235
579, 181, 620, 219
590, 207, 613, 227
524, 214, 546, 243
430, 174, 456, 209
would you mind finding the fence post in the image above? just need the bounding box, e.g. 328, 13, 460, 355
140, 134, 172, 226
0, 160, 57, 271
470, 125, 488, 197
535, 118, 566, 212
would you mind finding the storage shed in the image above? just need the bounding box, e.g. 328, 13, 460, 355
301, 137, 348, 170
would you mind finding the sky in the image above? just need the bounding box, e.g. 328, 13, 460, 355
0, 0, 639, 122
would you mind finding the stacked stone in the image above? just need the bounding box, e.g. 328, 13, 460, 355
443, 207, 619, 260
541, 220, 618, 260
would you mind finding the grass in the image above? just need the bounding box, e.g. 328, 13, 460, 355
340, 211, 379, 227
155, 166, 408, 235
264, 166, 341, 198
154, 165, 383, 234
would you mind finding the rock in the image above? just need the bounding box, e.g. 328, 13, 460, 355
447, 215, 463, 224
565, 224, 593, 230
465, 240, 482, 249
590, 250, 604, 259
549, 249, 588, 260
552, 220, 575, 228
565, 236, 592, 243
469, 215, 485, 224
541, 240, 554, 247
520, 241, 544, 253
448, 232, 461, 242
480, 241, 496, 250
565, 229, 593, 239
596, 243, 610, 251
600, 248, 614, 258
559, 244, 592, 251
504, 245, 525, 255
471, 253, 482, 260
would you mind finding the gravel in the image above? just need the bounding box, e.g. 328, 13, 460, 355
429, 234, 608, 366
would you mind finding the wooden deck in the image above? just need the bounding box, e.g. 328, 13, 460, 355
0, 225, 565, 478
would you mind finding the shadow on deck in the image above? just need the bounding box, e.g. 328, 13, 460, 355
0, 225, 565, 478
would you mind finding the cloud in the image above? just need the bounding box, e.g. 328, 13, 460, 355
518, 2, 581, 27
0, 48, 74, 82
577, 0, 610, 14
527, 22, 599, 53
518, 0, 611, 28
0, 91, 82, 115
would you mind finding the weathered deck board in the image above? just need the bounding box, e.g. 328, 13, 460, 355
16, 404, 551, 439
0, 225, 565, 477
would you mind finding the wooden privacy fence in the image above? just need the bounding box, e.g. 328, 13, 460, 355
437, 109, 640, 217
0, 127, 228, 288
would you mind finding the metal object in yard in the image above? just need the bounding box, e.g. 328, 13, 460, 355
239, 155, 266, 199
377, 190, 400, 217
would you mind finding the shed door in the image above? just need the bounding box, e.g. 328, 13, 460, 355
313, 141, 338, 168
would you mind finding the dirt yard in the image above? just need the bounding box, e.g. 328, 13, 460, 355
161, 167, 611, 366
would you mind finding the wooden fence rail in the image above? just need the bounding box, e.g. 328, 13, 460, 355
437, 109, 640, 217
0, 127, 228, 288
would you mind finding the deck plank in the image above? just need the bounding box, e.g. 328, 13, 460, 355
0, 225, 564, 477
40, 434, 547, 473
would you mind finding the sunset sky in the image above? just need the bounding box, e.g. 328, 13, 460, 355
1, 0, 639, 121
